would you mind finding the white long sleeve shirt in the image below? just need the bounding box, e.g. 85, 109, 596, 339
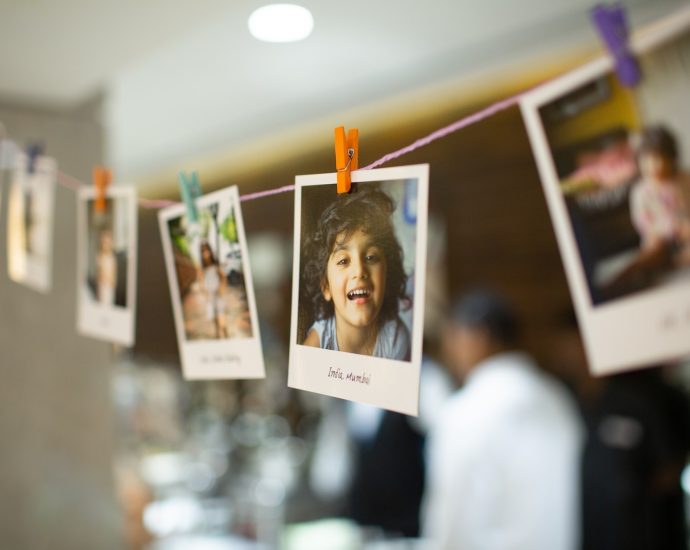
422, 352, 582, 550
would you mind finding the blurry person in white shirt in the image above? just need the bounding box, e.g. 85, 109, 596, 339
422, 289, 582, 550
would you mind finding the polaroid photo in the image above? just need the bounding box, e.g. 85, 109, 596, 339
6, 152, 57, 292
77, 185, 138, 346
159, 185, 265, 380
288, 164, 429, 415
520, 5, 690, 375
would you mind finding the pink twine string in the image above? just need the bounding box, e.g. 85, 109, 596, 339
56, 170, 178, 208
137, 197, 177, 209
239, 184, 297, 203
56, 171, 84, 191
50, 88, 527, 209
361, 92, 524, 170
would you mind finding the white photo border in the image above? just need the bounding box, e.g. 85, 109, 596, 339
77, 185, 138, 346
158, 185, 265, 380
520, 5, 690, 375
7, 153, 57, 293
288, 164, 429, 416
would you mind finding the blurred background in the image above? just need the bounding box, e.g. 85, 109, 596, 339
1, 0, 690, 549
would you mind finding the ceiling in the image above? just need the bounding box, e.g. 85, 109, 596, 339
0, 0, 686, 183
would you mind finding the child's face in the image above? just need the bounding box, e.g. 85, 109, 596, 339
322, 229, 387, 330
640, 151, 672, 182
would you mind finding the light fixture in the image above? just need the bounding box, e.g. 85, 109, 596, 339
248, 4, 314, 43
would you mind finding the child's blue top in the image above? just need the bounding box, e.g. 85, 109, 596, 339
308, 316, 411, 361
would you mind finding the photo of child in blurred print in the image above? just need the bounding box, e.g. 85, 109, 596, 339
301, 186, 411, 360
199, 241, 228, 338
97, 228, 117, 305
630, 126, 690, 267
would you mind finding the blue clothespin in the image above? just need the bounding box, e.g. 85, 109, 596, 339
26, 143, 43, 175
178, 170, 202, 223
591, 3, 641, 87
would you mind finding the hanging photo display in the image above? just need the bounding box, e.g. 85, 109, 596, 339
520, 6, 690, 374
159, 185, 265, 380
77, 185, 138, 346
288, 164, 429, 415
6, 152, 57, 292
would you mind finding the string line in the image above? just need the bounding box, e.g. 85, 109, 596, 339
239, 184, 297, 203
30, 85, 528, 208
56, 171, 83, 191
362, 92, 524, 170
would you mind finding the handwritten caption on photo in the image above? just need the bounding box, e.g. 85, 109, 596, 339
327, 366, 371, 385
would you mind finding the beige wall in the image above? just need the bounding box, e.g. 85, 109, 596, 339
0, 97, 122, 550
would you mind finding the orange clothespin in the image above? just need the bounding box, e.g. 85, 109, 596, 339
93, 166, 112, 213
334, 126, 359, 194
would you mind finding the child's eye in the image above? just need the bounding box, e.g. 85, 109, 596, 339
365, 253, 380, 263
335, 257, 349, 266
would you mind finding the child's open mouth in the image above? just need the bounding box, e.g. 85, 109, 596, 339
347, 288, 371, 302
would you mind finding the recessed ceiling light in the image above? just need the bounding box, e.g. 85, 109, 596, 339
248, 4, 314, 43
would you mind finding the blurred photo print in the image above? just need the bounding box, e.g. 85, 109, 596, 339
521, 6, 690, 374
159, 185, 264, 380
288, 165, 429, 415
6, 152, 56, 292
77, 186, 137, 346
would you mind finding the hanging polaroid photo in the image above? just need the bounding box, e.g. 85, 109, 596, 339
77, 185, 138, 346
288, 164, 429, 415
521, 6, 690, 375
159, 185, 264, 380
6, 152, 57, 292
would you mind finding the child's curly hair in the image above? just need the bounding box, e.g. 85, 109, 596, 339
302, 185, 408, 326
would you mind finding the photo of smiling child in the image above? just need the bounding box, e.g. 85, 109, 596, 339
301, 186, 411, 360
289, 165, 429, 415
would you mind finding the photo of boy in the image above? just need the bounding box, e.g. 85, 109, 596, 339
300, 186, 411, 360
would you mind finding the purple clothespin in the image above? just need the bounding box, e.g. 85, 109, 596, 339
591, 3, 641, 87
26, 143, 43, 175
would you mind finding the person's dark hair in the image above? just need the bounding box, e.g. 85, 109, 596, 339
302, 185, 408, 324
200, 241, 217, 268
637, 125, 679, 175
450, 289, 519, 347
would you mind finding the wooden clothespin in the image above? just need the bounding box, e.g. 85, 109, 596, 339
93, 166, 112, 213
178, 170, 202, 223
334, 126, 359, 194
591, 3, 641, 87
25, 143, 43, 175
